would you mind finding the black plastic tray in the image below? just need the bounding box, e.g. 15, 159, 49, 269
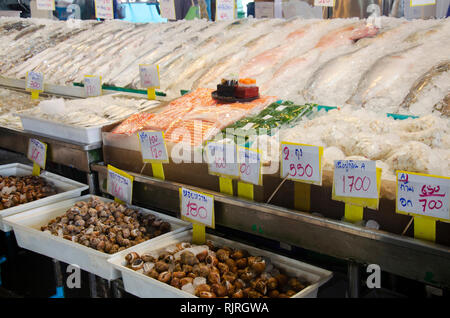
212, 91, 260, 103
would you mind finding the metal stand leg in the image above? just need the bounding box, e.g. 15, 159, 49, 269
50, 259, 65, 298
98, 277, 110, 298
5, 232, 15, 261
4, 231, 15, 288
89, 273, 98, 298
0, 255, 6, 287
111, 279, 123, 298
347, 261, 360, 298
87, 172, 98, 195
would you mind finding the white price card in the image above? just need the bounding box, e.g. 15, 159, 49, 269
396, 171, 450, 221
280, 142, 323, 185
107, 165, 134, 205
27, 138, 47, 169
36, 0, 55, 10
216, 0, 235, 20
334, 160, 378, 199
95, 0, 114, 19
84, 75, 102, 97
26, 71, 44, 92
180, 187, 215, 228
314, 0, 334, 7
238, 146, 262, 186
159, 0, 176, 20
205, 142, 239, 178
138, 131, 169, 163
410, 0, 436, 6
255, 1, 274, 18
139, 64, 160, 89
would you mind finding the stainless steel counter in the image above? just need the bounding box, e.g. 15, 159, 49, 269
93, 163, 450, 290
0, 126, 102, 173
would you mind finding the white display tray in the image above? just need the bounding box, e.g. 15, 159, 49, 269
3, 194, 192, 280
19, 113, 107, 145
0, 163, 89, 232
17, 93, 161, 145
108, 230, 333, 298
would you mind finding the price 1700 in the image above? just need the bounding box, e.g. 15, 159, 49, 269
342, 175, 371, 193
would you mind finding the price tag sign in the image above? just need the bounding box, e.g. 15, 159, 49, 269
159, 0, 176, 20
36, 0, 55, 10
26, 71, 44, 92
107, 165, 134, 205
95, 0, 114, 19
84, 75, 102, 97
138, 131, 169, 163
139, 64, 160, 89
205, 142, 239, 178
238, 146, 262, 186
334, 160, 378, 199
314, 0, 334, 7
332, 160, 382, 210
410, 0, 436, 6
27, 138, 47, 169
255, 1, 274, 18
396, 171, 450, 221
180, 187, 215, 228
216, 0, 235, 21
280, 142, 323, 186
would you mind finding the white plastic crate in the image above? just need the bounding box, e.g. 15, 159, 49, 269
18, 94, 161, 145
108, 230, 333, 298
0, 163, 89, 231
3, 194, 192, 280
18, 114, 106, 145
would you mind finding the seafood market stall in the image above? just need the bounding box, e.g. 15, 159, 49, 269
0, 16, 448, 115
91, 163, 450, 294
0, 12, 449, 300
0, 86, 102, 181
0, 84, 163, 187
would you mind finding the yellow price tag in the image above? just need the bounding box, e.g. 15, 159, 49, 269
410, 0, 436, 7
180, 187, 215, 245
26, 71, 44, 99
139, 64, 160, 101
280, 142, 323, 186
332, 160, 382, 210
84, 75, 102, 97
137, 131, 168, 180
205, 141, 239, 196
396, 171, 450, 242
219, 177, 233, 196
107, 165, 134, 205
27, 138, 47, 175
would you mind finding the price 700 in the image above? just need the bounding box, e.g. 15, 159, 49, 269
418, 198, 443, 213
